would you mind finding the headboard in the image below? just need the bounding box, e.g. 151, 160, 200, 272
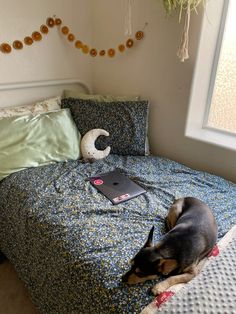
0, 78, 91, 108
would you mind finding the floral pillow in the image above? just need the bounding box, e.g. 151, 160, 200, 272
62, 98, 149, 156
0, 96, 61, 118
63, 90, 140, 102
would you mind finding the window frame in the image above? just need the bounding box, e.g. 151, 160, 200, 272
185, 0, 236, 151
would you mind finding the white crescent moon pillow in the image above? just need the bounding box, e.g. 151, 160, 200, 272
81, 129, 111, 160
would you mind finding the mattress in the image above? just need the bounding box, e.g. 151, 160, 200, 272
0, 155, 235, 313
141, 225, 236, 313
153, 228, 236, 314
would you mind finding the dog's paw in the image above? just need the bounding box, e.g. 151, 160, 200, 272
151, 283, 168, 296
147, 287, 154, 296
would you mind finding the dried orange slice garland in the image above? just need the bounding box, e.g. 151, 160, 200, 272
0, 16, 144, 57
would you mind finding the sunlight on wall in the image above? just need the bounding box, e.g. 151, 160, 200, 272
207, 0, 236, 133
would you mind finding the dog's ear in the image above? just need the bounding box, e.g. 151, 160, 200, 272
143, 226, 154, 248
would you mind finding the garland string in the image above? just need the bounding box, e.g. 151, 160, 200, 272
0, 16, 145, 58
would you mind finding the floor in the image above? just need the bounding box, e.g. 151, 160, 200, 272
0, 260, 36, 314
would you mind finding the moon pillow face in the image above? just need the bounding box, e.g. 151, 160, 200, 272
81, 129, 111, 160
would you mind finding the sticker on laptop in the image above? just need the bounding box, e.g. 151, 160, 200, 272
93, 179, 104, 186
113, 193, 130, 203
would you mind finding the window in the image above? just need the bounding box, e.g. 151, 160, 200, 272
186, 0, 236, 151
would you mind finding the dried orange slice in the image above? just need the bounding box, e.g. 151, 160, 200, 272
135, 31, 144, 40
99, 50, 106, 56
24, 36, 33, 45
118, 44, 125, 52
46, 17, 55, 28
13, 40, 23, 50
108, 48, 115, 57
68, 34, 75, 42
75, 40, 83, 49
90, 48, 97, 57
126, 39, 134, 48
32, 32, 42, 41
40, 25, 49, 34
0, 43, 12, 53
82, 45, 89, 54
61, 26, 69, 35
55, 18, 62, 25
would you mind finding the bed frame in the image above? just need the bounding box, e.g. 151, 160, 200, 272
0, 78, 91, 108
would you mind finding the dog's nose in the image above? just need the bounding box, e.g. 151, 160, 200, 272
121, 273, 128, 283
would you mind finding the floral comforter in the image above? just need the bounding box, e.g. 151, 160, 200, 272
0, 155, 235, 313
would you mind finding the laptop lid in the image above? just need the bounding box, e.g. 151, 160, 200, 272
89, 169, 146, 205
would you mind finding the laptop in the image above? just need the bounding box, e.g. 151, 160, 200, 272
88, 169, 146, 205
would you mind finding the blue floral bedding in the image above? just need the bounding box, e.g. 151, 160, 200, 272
0, 155, 235, 313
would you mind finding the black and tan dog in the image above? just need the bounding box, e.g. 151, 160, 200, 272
122, 197, 217, 295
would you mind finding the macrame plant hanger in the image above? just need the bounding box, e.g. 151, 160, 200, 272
125, 0, 135, 36
177, 3, 191, 62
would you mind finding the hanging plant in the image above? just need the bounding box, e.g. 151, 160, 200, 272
161, 0, 206, 19
161, 0, 207, 62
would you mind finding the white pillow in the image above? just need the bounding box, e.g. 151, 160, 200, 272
0, 96, 61, 118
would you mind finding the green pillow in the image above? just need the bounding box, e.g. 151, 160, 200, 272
0, 109, 81, 181
63, 90, 140, 102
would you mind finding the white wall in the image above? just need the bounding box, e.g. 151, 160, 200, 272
91, 0, 236, 183
0, 0, 92, 87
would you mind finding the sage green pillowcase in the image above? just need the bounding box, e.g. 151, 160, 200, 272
0, 109, 81, 181
63, 90, 140, 102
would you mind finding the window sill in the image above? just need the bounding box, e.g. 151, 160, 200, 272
185, 124, 236, 152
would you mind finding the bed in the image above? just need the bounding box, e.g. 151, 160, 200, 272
0, 80, 235, 314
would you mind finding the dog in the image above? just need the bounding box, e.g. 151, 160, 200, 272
122, 197, 217, 295
0, 251, 6, 264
